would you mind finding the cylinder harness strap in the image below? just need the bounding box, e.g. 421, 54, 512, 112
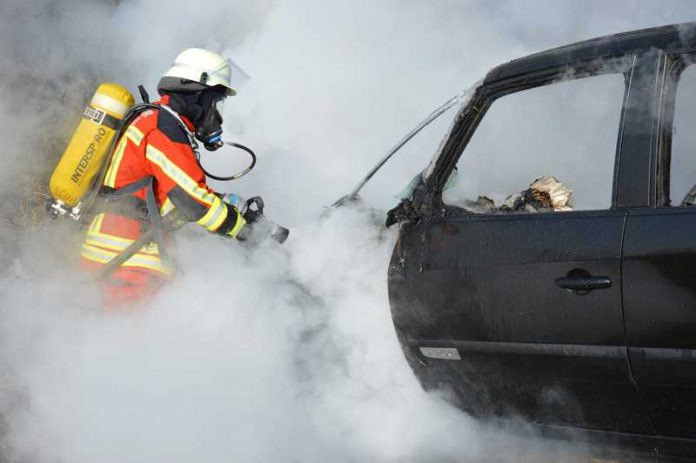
96, 176, 173, 279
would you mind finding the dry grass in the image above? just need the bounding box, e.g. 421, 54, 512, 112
0, 176, 50, 232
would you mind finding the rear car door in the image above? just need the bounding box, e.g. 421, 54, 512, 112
389, 58, 653, 434
623, 52, 696, 444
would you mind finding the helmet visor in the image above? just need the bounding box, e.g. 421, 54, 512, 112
225, 58, 250, 93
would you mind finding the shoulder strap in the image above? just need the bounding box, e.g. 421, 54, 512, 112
102, 176, 152, 199
97, 175, 168, 279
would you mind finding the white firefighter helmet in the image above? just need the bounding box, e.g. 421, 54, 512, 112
161, 48, 248, 96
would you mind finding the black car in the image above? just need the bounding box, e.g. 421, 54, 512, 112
385, 22, 696, 460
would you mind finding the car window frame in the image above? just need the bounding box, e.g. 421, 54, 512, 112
427, 56, 637, 217
656, 52, 696, 208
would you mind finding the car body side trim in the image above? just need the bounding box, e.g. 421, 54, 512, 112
414, 340, 625, 358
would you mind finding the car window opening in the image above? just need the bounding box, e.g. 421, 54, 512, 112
440, 71, 627, 214
668, 60, 696, 207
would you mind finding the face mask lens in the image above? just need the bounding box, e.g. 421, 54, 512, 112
214, 97, 225, 117
193, 92, 226, 151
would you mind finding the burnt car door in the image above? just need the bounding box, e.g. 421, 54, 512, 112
388, 57, 654, 434
622, 51, 696, 443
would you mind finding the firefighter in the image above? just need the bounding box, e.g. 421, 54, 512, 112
80, 48, 255, 307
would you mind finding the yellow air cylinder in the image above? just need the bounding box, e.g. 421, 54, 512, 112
49, 83, 135, 210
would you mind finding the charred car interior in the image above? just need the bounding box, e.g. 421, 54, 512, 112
387, 22, 696, 460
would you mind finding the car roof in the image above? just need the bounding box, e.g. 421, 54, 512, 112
485, 21, 696, 84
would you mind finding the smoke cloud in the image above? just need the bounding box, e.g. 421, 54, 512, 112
0, 0, 695, 461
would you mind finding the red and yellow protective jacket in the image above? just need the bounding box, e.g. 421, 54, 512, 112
80, 95, 245, 280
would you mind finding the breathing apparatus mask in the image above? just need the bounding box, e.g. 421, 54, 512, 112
160, 84, 227, 151
194, 88, 226, 151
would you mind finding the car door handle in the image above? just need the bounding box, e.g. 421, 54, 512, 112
555, 276, 611, 292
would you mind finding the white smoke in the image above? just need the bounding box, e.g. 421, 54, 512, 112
1, 1, 695, 462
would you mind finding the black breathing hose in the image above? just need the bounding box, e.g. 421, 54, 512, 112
197, 141, 257, 181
